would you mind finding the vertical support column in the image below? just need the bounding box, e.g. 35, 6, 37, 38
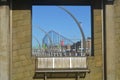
114, 0, 120, 80
91, 0, 103, 80
105, 5, 115, 80
0, 5, 10, 80
44, 73, 47, 80
77, 73, 79, 80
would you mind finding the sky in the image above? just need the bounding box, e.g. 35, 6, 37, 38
32, 6, 91, 47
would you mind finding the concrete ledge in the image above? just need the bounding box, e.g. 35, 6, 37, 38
35, 68, 90, 73
34, 68, 90, 79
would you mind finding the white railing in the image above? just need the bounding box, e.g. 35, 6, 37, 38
32, 49, 86, 57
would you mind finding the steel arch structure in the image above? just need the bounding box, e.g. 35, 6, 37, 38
58, 6, 86, 56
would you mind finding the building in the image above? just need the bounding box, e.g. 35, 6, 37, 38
86, 37, 91, 56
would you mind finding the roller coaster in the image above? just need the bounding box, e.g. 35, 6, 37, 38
32, 30, 84, 57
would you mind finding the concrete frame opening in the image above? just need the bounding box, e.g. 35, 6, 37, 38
32, 6, 92, 57
32, 1, 93, 79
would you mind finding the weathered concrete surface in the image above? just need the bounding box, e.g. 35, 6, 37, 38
105, 0, 120, 80
37, 57, 87, 69
3, 0, 120, 80
11, 6, 103, 80
12, 9, 35, 80
0, 5, 10, 80
114, 0, 120, 80
11, 0, 103, 80
7, 0, 120, 79
105, 5, 116, 80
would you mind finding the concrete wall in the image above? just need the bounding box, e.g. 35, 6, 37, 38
104, 0, 120, 80
0, 5, 10, 80
114, 0, 120, 80
1, 0, 120, 80
0, 0, 106, 80
11, 1, 103, 80
86, 0, 103, 79
12, 3, 35, 80
105, 4, 116, 80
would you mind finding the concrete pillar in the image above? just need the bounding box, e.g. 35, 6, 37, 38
0, 5, 10, 80
105, 5, 116, 80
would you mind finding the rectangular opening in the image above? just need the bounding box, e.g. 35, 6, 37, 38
32, 5, 92, 57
